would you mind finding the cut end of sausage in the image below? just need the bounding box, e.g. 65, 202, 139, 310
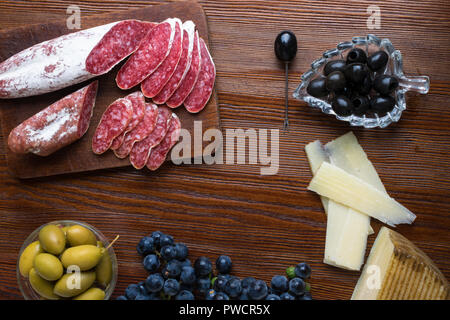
85, 20, 155, 75
8, 81, 99, 156
77, 80, 99, 138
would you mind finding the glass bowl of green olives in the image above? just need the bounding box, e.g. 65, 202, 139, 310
293, 34, 430, 128
17, 220, 118, 300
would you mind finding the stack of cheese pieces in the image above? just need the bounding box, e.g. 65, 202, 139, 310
305, 132, 416, 271
305, 132, 449, 299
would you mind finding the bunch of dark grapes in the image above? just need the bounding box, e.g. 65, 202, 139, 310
116, 231, 313, 300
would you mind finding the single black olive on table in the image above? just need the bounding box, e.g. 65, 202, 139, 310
346, 48, 367, 64
274, 30, 297, 129
370, 95, 396, 115
323, 60, 346, 76
354, 75, 372, 95
331, 95, 353, 117
307, 77, 329, 98
373, 75, 399, 95
367, 51, 389, 71
274, 31, 298, 62
351, 96, 370, 116
326, 71, 347, 92
344, 63, 369, 84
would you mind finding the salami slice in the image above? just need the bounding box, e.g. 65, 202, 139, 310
86, 20, 155, 75
152, 21, 196, 105
8, 81, 98, 156
146, 113, 181, 171
110, 91, 146, 150
114, 103, 158, 159
184, 38, 216, 113
115, 18, 177, 90
92, 97, 133, 155
0, 20, 150, 99
129, 107, 172, 169
165, 31, 202, 108
141, 19, 183, 98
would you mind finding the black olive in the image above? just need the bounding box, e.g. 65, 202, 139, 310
326, 71, 347, 92
370, 95, 396, 115
367, 51, 389, 71
274, 31, 297, 62
337, 85, 354, 99
324, 60, 346, 76
307, 77, 329, 97
373, 75, 399, 95
346, 48, 367, 64
331, 95, 353, 117
351, 95, 370, 116
354, 75, 372, 95
344, 63, 369, 84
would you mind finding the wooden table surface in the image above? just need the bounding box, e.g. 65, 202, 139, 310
0, 0, 449, 300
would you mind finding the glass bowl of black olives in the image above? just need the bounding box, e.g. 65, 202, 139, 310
293, 35, 430, 128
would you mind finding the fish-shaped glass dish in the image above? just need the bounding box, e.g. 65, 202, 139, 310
293, 35, 430, 128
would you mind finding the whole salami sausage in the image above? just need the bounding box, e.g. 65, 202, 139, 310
183, 38, 216, 113
8, 81, 98, 156
146, 113, 181, 171
152, 21, 196, 105
92, 97, 133, 155
129, 106, 172, 169
0, 20, 150, 99
165, 30, 202, 108
113, 103, 158, 159
110, 91, 146, 150
115, 18, 177, 90
141, 18, 183, 98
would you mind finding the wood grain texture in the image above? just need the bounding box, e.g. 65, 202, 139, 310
0, 0, 449, 300
0, 2, 220, 178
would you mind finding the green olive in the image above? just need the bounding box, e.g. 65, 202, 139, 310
29, 268, 60, 300
66, 225, 97, 247
96, 241, 104, 248
53, 271, 96, 297
61, 226, 70, 237
19, 241, 43, 277
33, 253, 63, 281
38, 225, 66, 255
73, 287, 105, 300
96, 248, 112, 287
60, 245, 102, 271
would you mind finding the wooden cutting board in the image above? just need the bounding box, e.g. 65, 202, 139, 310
0, 1, 220, 179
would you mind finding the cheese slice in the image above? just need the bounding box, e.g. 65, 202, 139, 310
306, 136, 373, 270
323, 132, 384, 270
325, 132, 386, 193
308, 162, 416, 226
305, 138, 373, 228
305, 140, 330, 214
324, 201, 371, 270
352, 227, 449, 300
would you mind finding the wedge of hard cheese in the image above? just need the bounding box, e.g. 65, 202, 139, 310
352, 227, 449, 300
308, 162, 416, 226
